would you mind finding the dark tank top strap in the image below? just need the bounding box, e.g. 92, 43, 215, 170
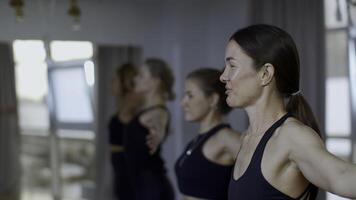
201, 123, 231, 141
296, 184, 317, 200
254, 113, 292, 163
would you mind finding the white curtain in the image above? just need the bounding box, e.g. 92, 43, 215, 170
0, 43, 20, 200
95, 46, 142, 200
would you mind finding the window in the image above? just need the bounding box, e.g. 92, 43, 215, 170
15, 40, 96, 200
13, 40, 50, 134
324, 0, 355, 199
50, 41, 93, 62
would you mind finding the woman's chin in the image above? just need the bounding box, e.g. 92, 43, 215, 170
184, 116, 194, 122
227, 97, 240, 108
134, 88, 145, 94
226, 96, 234, 107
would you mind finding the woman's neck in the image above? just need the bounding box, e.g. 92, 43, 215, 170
116, 92, 141, 122
245, 89, 287, 136
142, 91, 165, 109
198, 111, 224, 134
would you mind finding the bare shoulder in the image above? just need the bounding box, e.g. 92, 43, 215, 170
217, 127, 242, 143
278, 118, 321, 140
277, 117, 324, 152
143, 107, 168, 118
214, 127, 242, 154
139, 107, 169, 125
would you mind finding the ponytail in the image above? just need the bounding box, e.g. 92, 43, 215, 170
286, 93, 321, 137
145, 58, 175, 101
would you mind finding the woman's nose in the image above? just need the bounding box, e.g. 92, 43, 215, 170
220, 69, 228, 83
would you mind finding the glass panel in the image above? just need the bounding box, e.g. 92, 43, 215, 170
50, 41, 93, 62
15, 63, 48, 101
326, 77, 351, 136
326, 138, 351, 157
13, 40, 51, 200
350, 3, 356, 27
13, 40, 46, 63
59, 137, 95, 200
326, 30, 348, 77
84, 61, 95, 87
18, 101, 49, 131
324, 0, 348, 29
13, 40, 50, 131
51, 67, 93, 123
20, 134, 52, 200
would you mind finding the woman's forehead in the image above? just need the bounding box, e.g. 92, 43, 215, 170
139, 65, 149, 73
226, 41, 254, 65
185, 78, 199, 88
226, 42, 242, 59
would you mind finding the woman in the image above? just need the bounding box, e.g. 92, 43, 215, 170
220, 24, 356, 199
109, 63, 141, 200
175, 68, 241, 200
123, 58, 175, 200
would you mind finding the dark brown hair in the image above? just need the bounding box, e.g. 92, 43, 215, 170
145, 58, 175, 101
116, 62, 137, 97
230, 24, 320, 134
115, 62, 142, 118
187, 68, 232, 115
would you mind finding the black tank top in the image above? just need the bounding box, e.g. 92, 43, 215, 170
228, 113, 315, 200
175, 124, 233, 200
109, 114, 125, 147
123, 105, 168, 174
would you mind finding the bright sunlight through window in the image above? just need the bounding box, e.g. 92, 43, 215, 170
50, 41, 93, 62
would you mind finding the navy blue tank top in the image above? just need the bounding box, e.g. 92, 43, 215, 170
228, 113, 315, 200
175, 124, 233, 200
123, 105, 168, 174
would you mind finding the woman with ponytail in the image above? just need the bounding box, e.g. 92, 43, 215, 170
124, 58, 175, 200
220, 24, 356, 199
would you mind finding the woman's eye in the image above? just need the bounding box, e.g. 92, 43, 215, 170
184, 92, 193, 99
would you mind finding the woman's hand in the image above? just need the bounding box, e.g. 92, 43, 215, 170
140, 108, 169, 154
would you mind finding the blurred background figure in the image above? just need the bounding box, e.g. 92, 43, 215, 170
108, 63, 142, 200
175, 68, 241, 200
123, 58, 175, 200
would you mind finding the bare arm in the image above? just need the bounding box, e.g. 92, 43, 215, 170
286, 121, 356, 198
221, 129, 242, 161
140, 109, 169, 154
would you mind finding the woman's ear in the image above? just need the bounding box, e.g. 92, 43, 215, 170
209, 93, 220, 110
153, 78, 163, 92
259, 63, 275, 86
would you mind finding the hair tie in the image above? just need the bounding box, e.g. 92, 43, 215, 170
291, 90, 301, 96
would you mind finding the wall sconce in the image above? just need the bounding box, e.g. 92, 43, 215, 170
9, 0, 24, 22
67, 0, 81, 31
